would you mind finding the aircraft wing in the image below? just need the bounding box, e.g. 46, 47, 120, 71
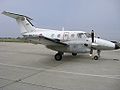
27, 36, 68, 47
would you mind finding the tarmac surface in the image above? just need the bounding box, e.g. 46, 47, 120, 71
0, 42, 120, 90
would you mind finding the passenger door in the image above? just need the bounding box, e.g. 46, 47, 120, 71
63, 32, 69, 41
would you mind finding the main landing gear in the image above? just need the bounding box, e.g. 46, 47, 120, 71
54, 52, 78, 61
54, 52, 63, 61
72, 53, 77, 56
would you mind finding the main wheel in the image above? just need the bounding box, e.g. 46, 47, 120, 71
55, 53, 62, 61
94, 55, 99, 60
72, 53, 77, 56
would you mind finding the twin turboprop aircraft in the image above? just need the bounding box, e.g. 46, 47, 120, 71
2, 11, 120, 61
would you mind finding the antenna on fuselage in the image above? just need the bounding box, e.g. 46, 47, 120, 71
62, 27, 64, 31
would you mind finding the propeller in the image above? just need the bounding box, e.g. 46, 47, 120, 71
90, 30, 94, 54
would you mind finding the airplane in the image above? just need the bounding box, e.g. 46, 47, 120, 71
2, 11, 120, 61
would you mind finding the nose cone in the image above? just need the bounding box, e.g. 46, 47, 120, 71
115, 44, 120, 49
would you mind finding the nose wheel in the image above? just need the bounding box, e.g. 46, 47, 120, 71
93, 55, 99, 60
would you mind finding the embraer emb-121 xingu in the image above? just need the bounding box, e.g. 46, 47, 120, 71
2, 11, 120, 61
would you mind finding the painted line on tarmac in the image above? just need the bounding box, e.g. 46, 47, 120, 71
0, 63, 120, 80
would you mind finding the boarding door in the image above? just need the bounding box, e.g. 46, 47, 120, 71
63, 32, 69, 41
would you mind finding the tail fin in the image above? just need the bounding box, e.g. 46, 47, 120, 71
2, 11, 36, 34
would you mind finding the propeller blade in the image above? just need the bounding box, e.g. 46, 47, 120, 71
90, 30, 95, 55
91, 30, 94, 43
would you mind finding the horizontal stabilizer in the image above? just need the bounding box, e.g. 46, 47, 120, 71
2, 11, 32, 20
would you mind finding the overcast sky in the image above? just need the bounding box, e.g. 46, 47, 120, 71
0, 0, 120, 40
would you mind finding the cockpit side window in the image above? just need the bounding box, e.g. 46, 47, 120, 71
84, 33, 91, 38
57, 34, 60, 38
77, 33, 83, 38
71, 34, 75, 38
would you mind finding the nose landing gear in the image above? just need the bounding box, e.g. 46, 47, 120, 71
91, 50, 101, 60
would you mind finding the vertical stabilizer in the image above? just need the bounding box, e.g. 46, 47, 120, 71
2, 11, 36, 34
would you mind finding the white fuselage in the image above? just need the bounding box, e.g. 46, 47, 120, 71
24, 28, 116, 53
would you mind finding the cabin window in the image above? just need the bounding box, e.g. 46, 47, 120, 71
29, 35, 32, 37
77, 33, 83, 38
39, 34, 42, 36
71, 34, 75, 38
51, 34, 55, 38
64, 34, 68, 37
57, 34, 60, 38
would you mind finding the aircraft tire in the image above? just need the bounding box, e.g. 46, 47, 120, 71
72, 53, 77, 56
94, 55, 99, 60
55, 53, 62, 61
